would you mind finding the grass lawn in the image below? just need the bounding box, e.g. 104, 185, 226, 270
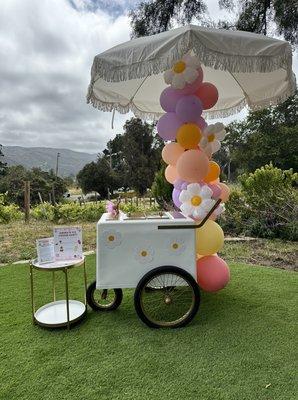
1, 221, 297, 270
0, 254, 297, 400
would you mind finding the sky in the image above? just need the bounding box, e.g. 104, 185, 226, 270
0, 0, 297, 154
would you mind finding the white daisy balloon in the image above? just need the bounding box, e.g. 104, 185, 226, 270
164, 54, 201, 89
179, 183, 215, 220
200, 122, 226, 156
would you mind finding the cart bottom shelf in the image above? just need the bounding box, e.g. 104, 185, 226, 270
34, 300, 86, 328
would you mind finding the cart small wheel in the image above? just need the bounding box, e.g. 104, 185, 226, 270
87, 281, 123, 311
134, 266, 200, 329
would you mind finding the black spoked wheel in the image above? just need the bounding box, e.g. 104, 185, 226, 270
87, 281, 123, 311
134, 266, 200, 328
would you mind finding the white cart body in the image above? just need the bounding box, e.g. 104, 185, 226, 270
96, 212, 196, 289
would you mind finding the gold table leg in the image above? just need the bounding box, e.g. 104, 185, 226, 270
29, 263, 35, 324
83, 260, 87, 307
64, 268, 70, 330
52, 271, 56, 302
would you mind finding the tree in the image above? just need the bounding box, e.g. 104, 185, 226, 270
104, 118, 163, 195
130, 0, 298, 45
77, 156, 117, 198
151, 164, 173, 207
0, 166, 67, 207
0, 145, 7, 177
217, 93, 298, 178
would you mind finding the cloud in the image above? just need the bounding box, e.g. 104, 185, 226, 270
0, 0, 132, 153
0, 0, 296, 154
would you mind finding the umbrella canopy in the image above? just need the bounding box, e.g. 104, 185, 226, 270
87, 25, 296, 119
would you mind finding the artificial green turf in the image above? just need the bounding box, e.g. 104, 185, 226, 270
0, 255, 297, 400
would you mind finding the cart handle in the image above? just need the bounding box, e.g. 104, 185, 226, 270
158, 199, 222, 230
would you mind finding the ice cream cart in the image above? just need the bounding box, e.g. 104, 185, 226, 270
86, 25, 295, 328
87, 206, 219, 328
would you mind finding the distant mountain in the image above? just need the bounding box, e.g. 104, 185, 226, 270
2, 146, 97, 177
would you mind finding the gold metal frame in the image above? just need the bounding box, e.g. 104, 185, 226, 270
29, 258, 87, 330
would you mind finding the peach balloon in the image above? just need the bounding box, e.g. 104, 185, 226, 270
161, 142, 184, 165
204, 161, 220, 183
177, 123, 202, 149
218, 182, 230, 202
165, 165, 178, 184
176, 149, 209, 183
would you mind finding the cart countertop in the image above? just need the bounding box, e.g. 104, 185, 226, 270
98, 212, 195, 226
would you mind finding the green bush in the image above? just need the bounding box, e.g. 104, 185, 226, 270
30, 203, 55, 220
0, 203, 23, 223
0, 193, 23, 223
222, 164, 298, 240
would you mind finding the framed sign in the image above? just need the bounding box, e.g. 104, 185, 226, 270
53, 226, 83, 261
36, 237, 55, 264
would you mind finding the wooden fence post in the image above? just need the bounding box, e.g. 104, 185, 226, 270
24, 181, 30, 223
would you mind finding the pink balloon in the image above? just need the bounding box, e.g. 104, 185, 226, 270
195, 82, 219, 110
162, 142, 184, 165
175, 95, 203, 123
157, 113, 182, 141
172, 188, 182, 208
165, 165, 178, 184
179, 66, 204, 95
196, 255, 230, 292
208, 183, 222, 199
176, 149, 209, 183
197, 116, 207, 131
160, 87, 183, 112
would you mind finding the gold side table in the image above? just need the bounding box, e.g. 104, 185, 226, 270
29, 257, 87, 330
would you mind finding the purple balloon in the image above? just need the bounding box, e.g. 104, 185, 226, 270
208, 183, 222, 199
172, 188, 182, 208
157, 112, 182, 141
197, 116, 207, 131
175, 95, 203, 123
174, 179, 188, 190
160, 87, 183, 112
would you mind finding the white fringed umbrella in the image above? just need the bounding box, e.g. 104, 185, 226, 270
87, 25, 296, 119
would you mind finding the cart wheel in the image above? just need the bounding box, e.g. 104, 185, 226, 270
87, 281, 123, 311
134, 266, 200, 328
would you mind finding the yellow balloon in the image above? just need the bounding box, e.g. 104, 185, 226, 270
196, 220, 224, 255
177, 123, 202, 149
204, 161, 220, 183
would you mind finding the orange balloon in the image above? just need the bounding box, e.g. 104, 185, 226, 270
218, 182, 230, 202
177, 123, 202, 149
162, 142, 184, 165
165, 165, 178, 184
176, 149, 209, 183
204, 161, 220, 183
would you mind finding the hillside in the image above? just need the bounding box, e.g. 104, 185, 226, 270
2, 146, 97, 177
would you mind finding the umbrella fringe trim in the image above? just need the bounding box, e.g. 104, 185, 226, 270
87, 75, 296, 120
90, 36, 293, 83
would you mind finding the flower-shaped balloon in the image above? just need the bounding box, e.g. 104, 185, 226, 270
200, 122, 226, 156
179, 183, 215, 220
164, 54, 201, 89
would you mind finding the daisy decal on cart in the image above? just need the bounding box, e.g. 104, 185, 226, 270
179, 183, 215, 220
134, 245, 155, 264
200, 123, 226, 156
164, 54, 201, 89
167, 237, 186, 255
102, 230, 122, 249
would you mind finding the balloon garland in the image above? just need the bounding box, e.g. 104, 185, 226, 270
158, 53, 231, 293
